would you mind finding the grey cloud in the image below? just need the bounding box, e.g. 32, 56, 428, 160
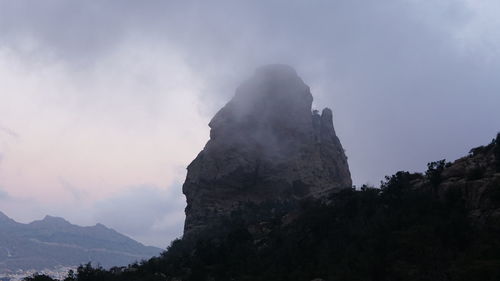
0, 0, 499, 185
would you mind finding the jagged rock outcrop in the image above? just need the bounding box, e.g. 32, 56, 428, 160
183, 65, 351, 236
398, 134, 500, 225
435, 138, 500, 223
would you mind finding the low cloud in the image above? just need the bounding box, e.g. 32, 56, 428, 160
91, 184, 185, 248
0, 187, 9, 200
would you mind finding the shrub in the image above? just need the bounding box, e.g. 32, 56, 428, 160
426, 159, 447, 187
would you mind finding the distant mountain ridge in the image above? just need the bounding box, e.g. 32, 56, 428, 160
0, 212, 162, 274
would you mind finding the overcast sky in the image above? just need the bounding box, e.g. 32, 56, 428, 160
1, 0, 500, 248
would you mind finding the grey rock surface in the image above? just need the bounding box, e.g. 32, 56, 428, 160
183, 65, 352, 236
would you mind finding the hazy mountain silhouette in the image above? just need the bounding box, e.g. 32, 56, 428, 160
0, 213, 161, 273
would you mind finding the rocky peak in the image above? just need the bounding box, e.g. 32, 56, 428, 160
29, 215, 72, 229
209, 64, 313, 150
41, 215, 69, 223
182, 65, 352, 237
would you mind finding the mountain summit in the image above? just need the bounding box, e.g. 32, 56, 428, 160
183, 65, 352, 236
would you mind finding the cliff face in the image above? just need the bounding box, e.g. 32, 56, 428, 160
182, 65, 351, 236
